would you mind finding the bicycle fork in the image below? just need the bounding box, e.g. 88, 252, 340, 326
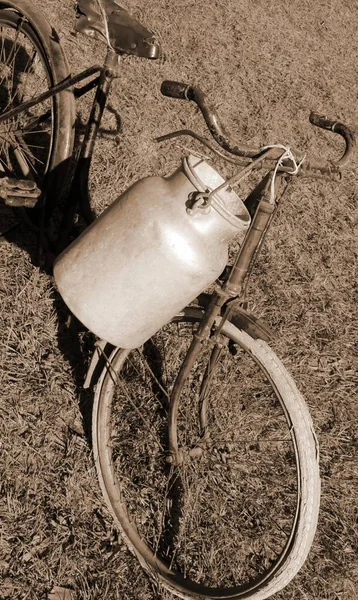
167, 172, 280, 466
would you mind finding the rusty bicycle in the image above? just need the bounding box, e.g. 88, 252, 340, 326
0, 1, 355, 599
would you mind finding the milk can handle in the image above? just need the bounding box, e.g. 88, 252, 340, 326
188, 148, 277, 213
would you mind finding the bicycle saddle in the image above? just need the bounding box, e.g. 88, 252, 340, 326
76, 0, 160, 59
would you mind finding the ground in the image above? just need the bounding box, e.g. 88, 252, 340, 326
0, 0, 357, 599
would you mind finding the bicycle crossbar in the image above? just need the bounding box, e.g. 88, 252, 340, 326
0, 65, 104, 124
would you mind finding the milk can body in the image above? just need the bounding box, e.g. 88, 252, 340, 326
54, 156, 251, 348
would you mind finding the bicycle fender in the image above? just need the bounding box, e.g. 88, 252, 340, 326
83, 304, 274, 390
228, 306, 275, 342
83, 340, 113, 389
193, 293, 275, 342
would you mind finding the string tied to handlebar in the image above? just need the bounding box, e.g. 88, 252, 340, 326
186, 144, 305, 214
260, 144, 306, 204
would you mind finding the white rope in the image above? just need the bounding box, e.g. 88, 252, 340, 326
260, 144, 306, 203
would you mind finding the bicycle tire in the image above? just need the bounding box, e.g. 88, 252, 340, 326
92, 306, 320, 600
0, 0, 75, 220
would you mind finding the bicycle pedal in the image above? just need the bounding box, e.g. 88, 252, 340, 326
0, 177, 41, 208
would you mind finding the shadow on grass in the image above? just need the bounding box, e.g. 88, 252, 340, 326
1, 192, 192, 581
0, 205, 97, 447
0, 95, 123, 440
52, 288, 97, 444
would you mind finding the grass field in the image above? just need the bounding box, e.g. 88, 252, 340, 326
1, 0, 357, 599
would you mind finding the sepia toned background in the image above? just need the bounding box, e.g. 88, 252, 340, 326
1, 1, 357, 598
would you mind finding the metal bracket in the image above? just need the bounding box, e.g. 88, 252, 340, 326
186, 191, 211, 215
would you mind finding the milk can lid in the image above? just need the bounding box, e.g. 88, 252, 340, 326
183, 155, 250, 226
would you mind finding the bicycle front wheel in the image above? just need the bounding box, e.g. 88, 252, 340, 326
92, 307, 320, 600
0, 0, 74, 220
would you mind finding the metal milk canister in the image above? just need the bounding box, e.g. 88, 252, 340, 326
54, 155, 251, 348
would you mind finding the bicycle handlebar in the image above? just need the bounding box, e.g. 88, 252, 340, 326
160, 80, 355, 173
308, 112, 354, 167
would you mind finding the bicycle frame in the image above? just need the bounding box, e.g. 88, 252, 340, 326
155, 79, 355, 465
167, 169, 284, 465
1, 18, 354, 468
0, 46, 120, 251
56, 48, 120, 251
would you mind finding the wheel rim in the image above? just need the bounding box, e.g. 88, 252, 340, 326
94, 316, 309, 599
0, 11, 55, 183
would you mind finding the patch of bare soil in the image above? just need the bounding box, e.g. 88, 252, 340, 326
1, 1, 357, 599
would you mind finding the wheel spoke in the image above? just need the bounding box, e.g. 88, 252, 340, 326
138, 346, 170, 405
0, 17, 54, 182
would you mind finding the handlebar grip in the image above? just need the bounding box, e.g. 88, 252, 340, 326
309, 112, 337, 131
161, 80, 191, 100
309, 112, 355, 166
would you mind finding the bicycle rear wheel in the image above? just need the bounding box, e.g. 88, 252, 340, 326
0, 0, 74, 227
92, 307, 320, 600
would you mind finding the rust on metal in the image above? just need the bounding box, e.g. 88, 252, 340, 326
76, 0, 160, 58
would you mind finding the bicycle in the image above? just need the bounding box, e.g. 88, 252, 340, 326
0, 1, 355, 599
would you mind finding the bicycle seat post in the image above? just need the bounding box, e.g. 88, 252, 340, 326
81, 48, 119, 164
77, 48, 120, 226
56, 48, 120, 251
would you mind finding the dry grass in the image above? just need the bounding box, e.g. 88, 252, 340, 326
1, 0, 358, 599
